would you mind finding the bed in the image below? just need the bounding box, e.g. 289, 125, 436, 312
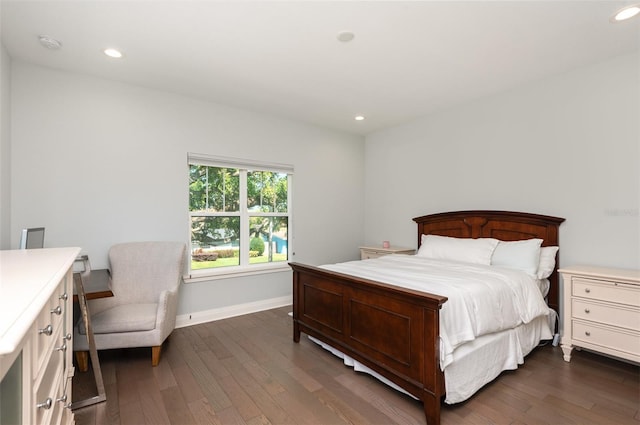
290, 210, 565, 425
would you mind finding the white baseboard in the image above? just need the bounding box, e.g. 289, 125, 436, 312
175, 295, 292, 328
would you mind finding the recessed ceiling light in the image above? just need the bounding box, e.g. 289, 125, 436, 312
337, 31, 355, 43
104, 48, 123, 58
610, 3, 640, 22
38, 35, 62, 50
354, 115, 365, 121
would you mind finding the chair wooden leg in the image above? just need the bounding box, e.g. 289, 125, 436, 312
76, 351, 89, 372
151, 345, 162, 367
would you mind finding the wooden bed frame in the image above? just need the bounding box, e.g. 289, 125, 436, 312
290, 210, 565, 425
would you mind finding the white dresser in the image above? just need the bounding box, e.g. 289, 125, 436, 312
560, 265, 640, 364
359, 245, 415, 260
0, 247, 80, 425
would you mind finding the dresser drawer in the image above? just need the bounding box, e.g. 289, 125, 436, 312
572, 277, 640, 307
572, 299, 640, 330
572, 320, 640, 357
34, 339, 64, 425
33, 282, 67, 375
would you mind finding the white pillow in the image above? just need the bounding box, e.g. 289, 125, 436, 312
537, 246, 559, 279
491, 238, 543, 277
417, 234, 499, 265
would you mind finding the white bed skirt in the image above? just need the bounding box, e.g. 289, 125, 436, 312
308, 311, 555, 404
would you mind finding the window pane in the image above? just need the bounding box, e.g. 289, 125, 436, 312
190, 166, 240, 212
191, 216, 240, 269
247, 171, 288, 213
248, 217, 288, 265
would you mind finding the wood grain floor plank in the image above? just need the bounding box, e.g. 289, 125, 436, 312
244, 413, 273, 425
161, 385, 198, 425
242, 359, 285, 396
118, 400, 146, 425
203, 333, 233, 360
263, 362, 356, 425
310, 387, 372, 425
187, 397, 223, 425
464, 394, 514, 424
171, 364, 206, 404
137, 377, 172, 425
210, 325, 252, 364
174, 331, 233, 411
217, 373, 262, 420
197, 348, 231, 380
182, 325, 211, 353
271, 387, 348, 425
358, 371, 425, 423
473, 380, 533, 415
164, 333, 190, 370
215, 406, 247, 425
283, 364, 323, 393
310, 368, 401, 425
542, 393, 636, 425
153, 355, 179, 390
335, 372, 419, 425
589, 402, 640, 425
221, 356, 297, 425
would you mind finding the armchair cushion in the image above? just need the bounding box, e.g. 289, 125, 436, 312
78, 303, 158, 334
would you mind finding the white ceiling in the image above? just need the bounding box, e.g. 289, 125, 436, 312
1, 1, 639, 136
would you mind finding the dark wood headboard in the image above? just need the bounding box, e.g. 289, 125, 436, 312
413, 210, 565, 312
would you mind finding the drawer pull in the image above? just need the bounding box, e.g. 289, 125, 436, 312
584, 288, 591, 293
59, 292, 68, 301
37, 398, 53, 410
50, 306, 62, 315
39, 324, 53, 336
64, 333, 72, 341
57, 394, 72, 409
55, 343, 67, 352
584, 308, 590, 313
585, 331, 591, 336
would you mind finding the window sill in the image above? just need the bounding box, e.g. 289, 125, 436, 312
184, 263, 291, 283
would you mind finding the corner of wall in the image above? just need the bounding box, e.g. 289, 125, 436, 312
0, 43, 12, 250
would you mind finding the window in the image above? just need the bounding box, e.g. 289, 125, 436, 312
187, 153, 293, 277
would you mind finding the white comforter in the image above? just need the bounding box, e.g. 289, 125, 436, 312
321, 254, 550, 369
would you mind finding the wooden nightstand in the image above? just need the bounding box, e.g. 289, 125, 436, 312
559, 265, 640, 364
359, 246, 415, 260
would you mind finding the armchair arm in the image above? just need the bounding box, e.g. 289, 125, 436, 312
156, 288, 179, 341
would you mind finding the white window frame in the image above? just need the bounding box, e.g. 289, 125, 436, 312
186, 153, 293, 282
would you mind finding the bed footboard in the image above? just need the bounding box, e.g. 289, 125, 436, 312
290, 262, 448, 425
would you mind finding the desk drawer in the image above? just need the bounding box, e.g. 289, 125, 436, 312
572, 278, 640, 307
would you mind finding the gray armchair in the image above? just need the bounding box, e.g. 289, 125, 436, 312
74, 241, 186, 371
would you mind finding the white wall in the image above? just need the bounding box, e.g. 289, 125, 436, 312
10, 62, 365, 316
364, 52, 639, 270
0, 44, 11, 250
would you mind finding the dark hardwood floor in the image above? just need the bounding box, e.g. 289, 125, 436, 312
72, 306, 639, 425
